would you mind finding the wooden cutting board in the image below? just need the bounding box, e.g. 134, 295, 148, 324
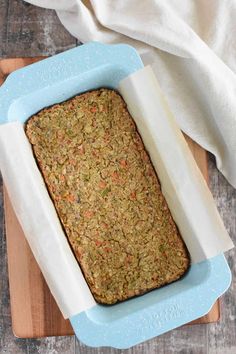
1, 58, 220, 338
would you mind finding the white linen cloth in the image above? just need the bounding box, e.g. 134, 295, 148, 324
25, 0, 236, 188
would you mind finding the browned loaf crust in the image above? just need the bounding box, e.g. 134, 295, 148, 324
25, 88, 190, 305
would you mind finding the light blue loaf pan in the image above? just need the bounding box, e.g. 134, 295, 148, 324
0, 42, 231, 349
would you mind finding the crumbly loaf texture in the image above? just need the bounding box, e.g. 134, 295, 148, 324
25, 88, 190, 305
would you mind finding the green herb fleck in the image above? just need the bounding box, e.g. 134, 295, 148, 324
159, 244, 166, 252
83, 174, 90, 182
101, 187, 111, 197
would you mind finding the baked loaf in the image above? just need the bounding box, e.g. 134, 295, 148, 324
26, 89, 190, 304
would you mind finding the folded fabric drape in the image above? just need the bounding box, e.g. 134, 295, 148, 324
25, 0, 236, 188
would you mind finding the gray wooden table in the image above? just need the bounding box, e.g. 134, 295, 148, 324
0, 1, 236, 353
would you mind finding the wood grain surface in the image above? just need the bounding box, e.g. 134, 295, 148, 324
4, 190, 74, 338
0, 1, 235, 353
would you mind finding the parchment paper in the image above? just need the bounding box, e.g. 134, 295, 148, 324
0, 66, 233, 318
119, 66, 233, 262
0, 123, 96, 318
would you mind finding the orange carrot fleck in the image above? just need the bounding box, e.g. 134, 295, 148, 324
69, 158, 77, 166
84, 210, 94, 218
98, 180, 107, 189
67, 194, 76, 202
95, 240, 103, 247
130, 191, 136, 200
92, 150, 98, 157
104, 247, 112, 252
78, 144, 85, 155
101, 222, 108, 229
111, 171, 119, 181
148, 168, 153, 176
120, 159, 128, 168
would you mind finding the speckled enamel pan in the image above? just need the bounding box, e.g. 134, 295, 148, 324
0, 42, 231, 349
